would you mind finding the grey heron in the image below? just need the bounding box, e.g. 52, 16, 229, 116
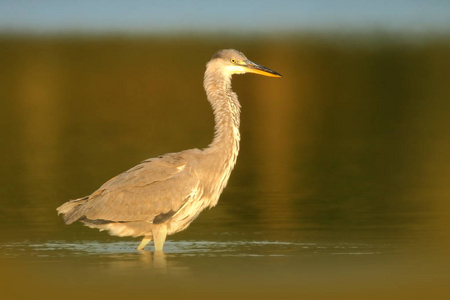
57, 49, 282, 251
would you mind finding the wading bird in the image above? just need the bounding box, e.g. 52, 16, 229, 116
57, 49, 282, 251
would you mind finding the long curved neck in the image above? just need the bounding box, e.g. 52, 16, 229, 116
203, 66, 241, 189
204, 70, 241, 151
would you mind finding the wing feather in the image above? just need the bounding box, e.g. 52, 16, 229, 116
63, 152, 200, 224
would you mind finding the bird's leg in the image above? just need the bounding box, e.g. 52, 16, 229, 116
137, 236, 152, 250
153, 225, 168, 252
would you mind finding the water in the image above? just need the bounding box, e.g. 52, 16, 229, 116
1, 35, 449, 299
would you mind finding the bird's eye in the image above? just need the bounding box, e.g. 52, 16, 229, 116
230, 59, 237, 64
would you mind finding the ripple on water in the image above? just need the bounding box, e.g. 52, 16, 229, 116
0, 239, 394, 258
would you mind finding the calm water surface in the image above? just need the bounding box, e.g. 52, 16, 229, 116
0, 36, 449, 299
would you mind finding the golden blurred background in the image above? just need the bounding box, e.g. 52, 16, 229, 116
0, 34, 449, 299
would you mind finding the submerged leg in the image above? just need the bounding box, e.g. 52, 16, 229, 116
137, 236, 152, 250
153, 225, 168, 252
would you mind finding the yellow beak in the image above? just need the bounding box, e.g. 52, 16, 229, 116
243, 60, 282, 78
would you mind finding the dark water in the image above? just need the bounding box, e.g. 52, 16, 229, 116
1, 35, 449, 299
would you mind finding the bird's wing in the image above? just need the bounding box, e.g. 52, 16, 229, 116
66, 151, 201, 223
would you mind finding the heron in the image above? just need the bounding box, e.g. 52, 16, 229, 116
57, 49, 282, 251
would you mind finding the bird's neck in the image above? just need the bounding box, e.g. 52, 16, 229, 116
203, 69, 241, 188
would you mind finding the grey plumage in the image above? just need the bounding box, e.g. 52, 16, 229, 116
57, 49, 281, 251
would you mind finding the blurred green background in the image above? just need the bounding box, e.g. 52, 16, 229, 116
1, 1, 450, 300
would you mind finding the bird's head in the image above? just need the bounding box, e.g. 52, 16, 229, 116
208, 49, 282, 78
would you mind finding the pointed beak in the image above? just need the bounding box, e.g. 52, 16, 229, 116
243, 60, 282, 78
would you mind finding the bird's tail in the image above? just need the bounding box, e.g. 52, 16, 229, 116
56, 196, 89, 224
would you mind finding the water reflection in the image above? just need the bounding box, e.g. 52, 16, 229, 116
0, 238, 444, 300
0, 238, 399, 285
